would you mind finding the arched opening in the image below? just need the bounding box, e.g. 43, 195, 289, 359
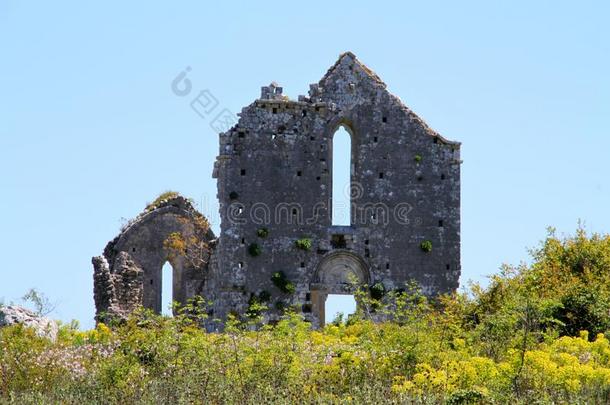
310, 251, 369, 326
332, 126, 351, 226
161, 261, 174, 316
325, 294, 356, 325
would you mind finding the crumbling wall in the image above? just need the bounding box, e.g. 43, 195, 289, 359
213, 52, 461, 327
93, 52, 461, 328
92, 195, 215, 322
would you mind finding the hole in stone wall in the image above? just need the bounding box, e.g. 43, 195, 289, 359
238, 262, 243, 269
364, 239, 369, 245
300, 262, 305, 268
132, 247, 136, 252
316, 176, 321, 181
386, 262, 390, 269
325, 294, 356, 325
238, 132, 245, 138
302, 110, 307, 117
441, 173, 446, 180
332, 125, 351, 226
373, 136, 378, 143
379, 172, 384, 179
365, 248, 370, 258
446, 264, 451, 270
433, 137, 438, 144
382, 116, 387, 123
272, 107, 277, 114
161, 262, 173, 317
439, 220, 444, 227
297, 170, 302, 177
240, 169, 246, 176
331, 234, 347, 249
241, 237, 245, 244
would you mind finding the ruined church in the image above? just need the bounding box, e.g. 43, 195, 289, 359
93, 52, 461, 328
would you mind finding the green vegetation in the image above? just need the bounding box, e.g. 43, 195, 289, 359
294, 237, 312, 251
145, 190, 180, 211
420, 240, 432, 252
248, 243, 262, 257
5, 228, 610, 403
414, 154, 422, 163
369, 282, 385, 300
256, 227, 269, 238
271, 271, 296, 294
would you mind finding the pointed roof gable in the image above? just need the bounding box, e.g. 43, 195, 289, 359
319, 51, 386, 88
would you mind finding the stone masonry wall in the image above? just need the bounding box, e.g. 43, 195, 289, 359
212, 52, 461, 327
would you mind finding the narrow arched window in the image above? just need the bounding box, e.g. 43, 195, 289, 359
332, 126, 351, 225
161, 262, 174, 317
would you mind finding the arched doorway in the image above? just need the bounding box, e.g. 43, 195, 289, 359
310, 251, 369, 326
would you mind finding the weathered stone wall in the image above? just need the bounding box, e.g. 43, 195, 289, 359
92, 195, 214, 322
93, 53, 461, 328
212, 52, 461, 327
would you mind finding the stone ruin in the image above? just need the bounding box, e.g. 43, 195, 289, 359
93, 52, 461, 328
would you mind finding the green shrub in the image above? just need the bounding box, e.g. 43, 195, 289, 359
248, 243, 262, 257
420, 240, 433, 252
271, 271, 296, 294
414, 154, 422, 163
257, 227, 269, 238
294, 238, 312, 251
370, 282, 385, 300
146, 191, 179, 211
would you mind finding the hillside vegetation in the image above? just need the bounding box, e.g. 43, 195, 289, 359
3, 228, 610, 404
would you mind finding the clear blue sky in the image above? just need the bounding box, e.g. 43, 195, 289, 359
1, 1, 608, 329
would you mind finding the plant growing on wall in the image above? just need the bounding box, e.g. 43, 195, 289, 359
370, 282, 386, 300
414, 154, 422, 163
146, 190, 180, 211
163, 215, 211, 268
294, 238, 312, 251
248, 243, 262, 257
257, 227, 269, 238
420, 240, 433, 252
271, 271, 296, 294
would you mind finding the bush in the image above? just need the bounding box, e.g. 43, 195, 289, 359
248, 243, 262, 257
370, 282, 385, 300
420, 240, 433, 252
257, 227, 269, 238
414, 154, 422, 163
271, 271, 296, 294
146, 191, 179, 211
294, 238, 312, 251
4, 227, 610, 403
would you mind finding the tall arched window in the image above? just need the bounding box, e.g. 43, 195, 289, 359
161, 262, 173, 316
332, 126, 351, 226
